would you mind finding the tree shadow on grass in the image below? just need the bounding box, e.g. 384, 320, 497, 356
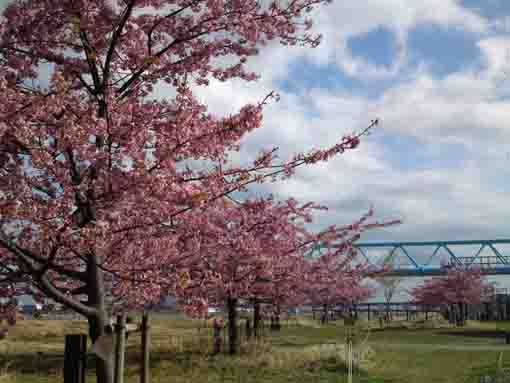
440, 330, 507, 338
0, 352, 64, 375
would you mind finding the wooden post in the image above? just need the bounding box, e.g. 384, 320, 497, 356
141, 313, 150, 383
114, 314, 127, 383
223, 322, 227, 351
64, 334, 87, 383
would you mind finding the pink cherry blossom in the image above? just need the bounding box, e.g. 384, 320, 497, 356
0, 1, 388, 380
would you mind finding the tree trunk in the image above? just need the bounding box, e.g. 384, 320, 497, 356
253, 299, 261, 338
88, 315, 114, 383
448, 304, 454, 324
87, 253, 114, 383
227, 297, 238, 355
457, 302, 466, 327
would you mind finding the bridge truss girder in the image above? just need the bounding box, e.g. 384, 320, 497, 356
311, 239, 510, 277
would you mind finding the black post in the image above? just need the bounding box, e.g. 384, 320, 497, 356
81, 335, 87, 383
141, 313, 150, 383
253, 300, 261, 338
64, 334, 87, 383
227, 297, 238, 354
367, 304, 371, 321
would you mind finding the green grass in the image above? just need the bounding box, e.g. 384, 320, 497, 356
2, 315, 510, 382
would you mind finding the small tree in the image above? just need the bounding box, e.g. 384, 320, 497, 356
375, 252, 402, 322
304, 231, 379, 324
409, 267, 493, 326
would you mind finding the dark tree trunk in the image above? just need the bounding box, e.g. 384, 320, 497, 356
448, 304, 455, 324
321, 304, 327, 324
245, 319, 252, 339
457, 302, 466, 327
253, 299, 261, 338
227, 297, 238, 355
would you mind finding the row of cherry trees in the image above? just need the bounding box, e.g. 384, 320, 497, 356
0, 1, 389, 382
172, 199, 384, 353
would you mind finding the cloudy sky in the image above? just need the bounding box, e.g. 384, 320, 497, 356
2, 0, 510, 277
2, 0, 510, 303
186, 0, 510, 249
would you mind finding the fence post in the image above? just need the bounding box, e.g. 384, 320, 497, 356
141, 313, 150, 383
114, 314, 127, 383
64, 334, 87, 383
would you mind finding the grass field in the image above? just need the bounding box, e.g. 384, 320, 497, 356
1, 314, 510, 383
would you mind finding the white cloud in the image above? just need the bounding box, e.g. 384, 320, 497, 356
171, 0, 510, 244
478, 37, 510, 78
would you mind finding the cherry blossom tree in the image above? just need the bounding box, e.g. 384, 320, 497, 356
409, 267, 493, 326
0, 1, 384, 380
174, 197, 334, 353
304, 252, 374, 323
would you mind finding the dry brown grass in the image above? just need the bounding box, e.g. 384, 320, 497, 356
2, 315, 510, 383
